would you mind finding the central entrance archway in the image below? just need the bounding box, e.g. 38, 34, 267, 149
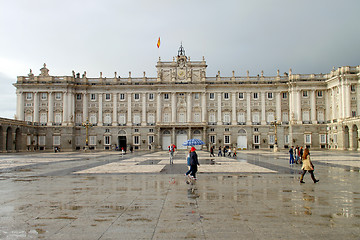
237, 129, 247, 150
118, 130, 127, 151
176, 130, 187, 149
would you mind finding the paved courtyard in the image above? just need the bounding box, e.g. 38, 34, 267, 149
0, 149, 359, 239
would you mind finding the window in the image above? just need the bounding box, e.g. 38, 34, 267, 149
223, 113, 230, 123
26, 93, 33, 100
178, 113, 185, 123
76, 94, 82, 100
134, 93, 140, 100
282, 112, 289, 122
149, 129, 154, 133
284, 135, 289, 144
149, 135, 154, 144
305, 134, 311, 144
133, 114, 140, 124
320, 134, 326, 144
302, 111, 310, 122
120, 93, 125, 100
41, 93, 47, 100
225, 128, 230, 132
254, 128, 259, 132
210, 135, 216, 144
252, 112, 260, 123
119, 113, 126, 124
105, 129, 110, 133
351, 85, 356, 92
89, 136, 96, 145
55, 93, 61, 100
238, 112, 245, 123
148, 113, 155, 124
210, 128, 215, 132
267, 112, 274, 123
38, 136, 45, 146
224, 136, 230, 144
209, 113, 216, 123
194, 93, 200, 100
25, 115, 33, 122
104, 113, 111, 124
134, 136, 139, 145
164, 93, 169, 100
352, 111, 356, 117
238, 92, 244, 99
317, 110, 324, 122
90, 94, 96, 101
163, 113, 170, 122
194, 113, 200, 122
55, 113, 62, 123
209, 93, 215, 100
224, 93, 229, 99
89, 114, 97, 124
149, 93, 154, 100
267, 92, 273, 99
53, 136, 60, 145
76, 113, 82, 124
40, 113, 47, 123
105, 94, 111, 100
282, 92, 287, 99
303, 91, 308, 97
253, 93, 258, 99
134, 129, 139, 132
254, 135, 259, 144
104, 136, 110, 145
269, 135, 275, 144
317, 91, 323, 97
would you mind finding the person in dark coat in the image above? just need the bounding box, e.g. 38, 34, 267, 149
188, 147, 200, 179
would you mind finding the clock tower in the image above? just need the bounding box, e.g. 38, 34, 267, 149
155, 43, 207, 83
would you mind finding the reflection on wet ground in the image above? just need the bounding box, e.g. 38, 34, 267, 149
0, 150, 359, 239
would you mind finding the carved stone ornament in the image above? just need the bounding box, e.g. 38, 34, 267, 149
39, 63, 49, 76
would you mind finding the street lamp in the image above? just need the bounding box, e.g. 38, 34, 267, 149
82, 118, 93, 150
270, 118, 281, 152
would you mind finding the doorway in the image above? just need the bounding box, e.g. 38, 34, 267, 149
118, 136, 127, 151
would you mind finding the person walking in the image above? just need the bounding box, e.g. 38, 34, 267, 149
185, 150, 192, 176
188, 147, 200, 180
233, 147, 237, 158
295, 145, 299, 164
289, 146, 295, 165
227, 147, 232, 157
210, 146, 215, 157
300, 148, 319, 183
168, 144, 176, 164
218, 146, 222, 157
223, 146, 227, 157
299, 146, 304, 164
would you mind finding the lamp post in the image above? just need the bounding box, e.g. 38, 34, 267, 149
271, 118, 281, 152
82, 118, 93, 151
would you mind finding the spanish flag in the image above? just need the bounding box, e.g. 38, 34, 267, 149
157, 37, 160, 48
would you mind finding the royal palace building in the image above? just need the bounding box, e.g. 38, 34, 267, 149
4, 45, 360, 152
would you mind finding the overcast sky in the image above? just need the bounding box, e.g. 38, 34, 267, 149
1, 0, 359, 119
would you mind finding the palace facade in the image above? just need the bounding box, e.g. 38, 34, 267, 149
7, 45, 360, 152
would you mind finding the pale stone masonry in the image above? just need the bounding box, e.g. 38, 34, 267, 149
9, 45, 360, 152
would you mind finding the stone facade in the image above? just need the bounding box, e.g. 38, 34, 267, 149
9, 45, 360, 152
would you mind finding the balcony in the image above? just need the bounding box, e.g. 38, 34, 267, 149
208, 122, 217, 125
252, 122, 260, 125
237, 122, 246, 125
223, 122, 231, 125
118, 123, 126, 126
302, 121, 311, 124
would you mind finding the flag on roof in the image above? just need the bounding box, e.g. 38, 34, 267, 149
157, 37, 160, 48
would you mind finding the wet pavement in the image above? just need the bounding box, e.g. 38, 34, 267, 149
0, 150, 359, 239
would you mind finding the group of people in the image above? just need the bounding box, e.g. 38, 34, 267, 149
289, 145, 319, 184
209, 146, 237, 158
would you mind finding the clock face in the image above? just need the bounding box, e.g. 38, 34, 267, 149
177, 69, 185, 79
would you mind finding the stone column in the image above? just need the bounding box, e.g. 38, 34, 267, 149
296, 90, 302, 123
34, 92, 39, 123
217, 93, 222, 125
98, 93, 103, 126
156, 93, 161, 123
261, 92, 266, 124
141, 93, 146, 126
289, 87, 293, 122
68, 92, 75, 125
62, 92, 68, 124
358, 129, 360, 151
48, 92, 54, 125
127, 93, 131, 126
202, 92, 207, 123
340, 83, 345, 118
331, 88, 336, 120
357, 80, 360, 117
187, 93, 192, 122
310, 90, 316, 123
275, 92, 281, 121
171, 92, 176, 123
231, 92, 237, 125
344, 83, 351, 118
82, 92, 88, 121
349, 130, 354, 150
112, 93, 118, 126
16, 91, 24, 120
246, 92, 251, 125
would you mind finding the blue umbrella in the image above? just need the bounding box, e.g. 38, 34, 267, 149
182, 138, 205, 146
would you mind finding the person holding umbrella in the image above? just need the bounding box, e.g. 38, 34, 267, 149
186, 146, 200, 180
